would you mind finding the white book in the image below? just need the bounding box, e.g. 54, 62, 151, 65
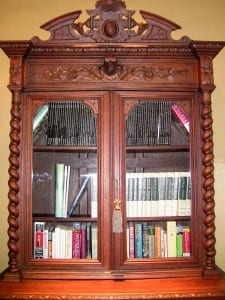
91, 223, 98, 259
65, 228, 72, 259
91, 174, 98, 218
43, 229, 48, 259
55, 163, 65, 218
167, 221, 176, 257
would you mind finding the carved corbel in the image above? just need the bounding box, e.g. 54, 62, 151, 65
100, 55, 124, 77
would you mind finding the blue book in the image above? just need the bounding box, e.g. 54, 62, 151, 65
134, 223, 143, 258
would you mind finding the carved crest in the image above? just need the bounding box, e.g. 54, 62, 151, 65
35, 0, 183, 43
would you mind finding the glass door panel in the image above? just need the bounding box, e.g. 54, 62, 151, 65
32, 101, 98, 260
125, 98, 191, 260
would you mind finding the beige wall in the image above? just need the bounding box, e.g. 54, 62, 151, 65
0, 0, 224, 272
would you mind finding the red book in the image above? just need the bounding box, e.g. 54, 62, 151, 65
34, 222, 44, 259
172, 104, 190, 133
183, 226, 191, 257
80, 223, 87, 259
72, 223, 81, 258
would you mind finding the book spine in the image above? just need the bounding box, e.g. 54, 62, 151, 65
91, 223, 98, 259
67, 175, 90, 217
55, 163, 65, 218
48, 231, 52, 259
154, 225, 161, 258
34, 222, 45, 259
33, 104, 49, 132
65, 229, 73, 259
80, 223, 87, 259
72, 223, 81, 259
178, 173, 188, 216
183, 226, 191, 257
128, 222, 135, 258
91, 173, 98, 218
172, 104, 190, 133
142, 222, 149, 258
166, 221, 176, 257
134, 223, 143, 258
148, 225, 155, 258
176, 225, 183, 257
186, 174, 191, 216
43, 229, 49, 259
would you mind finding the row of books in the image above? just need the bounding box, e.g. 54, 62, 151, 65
55, 167, 190, 219
126, 101, 173, 145
33, 101, 189, 147
55, 164, 97, 218
126, 171, 191, 217
33, 102, 97, 146
34, 222, 98, 259
127, 221, 191, 259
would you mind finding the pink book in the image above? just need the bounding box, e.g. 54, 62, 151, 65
172, 104, 190, 133
80, 223, 87, 259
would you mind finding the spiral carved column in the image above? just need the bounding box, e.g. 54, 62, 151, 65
200, 56, 217, 274
5, 55, 23, 279
7, 90, 21, 274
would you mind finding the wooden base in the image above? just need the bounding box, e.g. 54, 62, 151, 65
1, 276, 225, 299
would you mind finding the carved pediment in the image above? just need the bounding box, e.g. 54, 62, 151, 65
33, 0, 185, 43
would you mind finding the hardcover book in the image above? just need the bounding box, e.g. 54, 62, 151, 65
172, 104, 190, 133
34, 222, 45, 259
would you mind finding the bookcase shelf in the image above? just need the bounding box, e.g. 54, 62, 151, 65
126, 145, 189, 152
33, 146, 98, 152
0, 0, 224, 298
126, 216, 191, 222
32, 215, 98, 222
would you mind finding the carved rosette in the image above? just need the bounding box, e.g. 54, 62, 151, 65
200, 56, 216, 273
7, 57, 23, 275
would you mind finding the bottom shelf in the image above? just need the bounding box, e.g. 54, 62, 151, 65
1, 275, 225, 299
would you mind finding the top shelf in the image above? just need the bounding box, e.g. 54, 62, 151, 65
33, 145, 189, 152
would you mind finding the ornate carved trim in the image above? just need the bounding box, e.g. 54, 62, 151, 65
33, 0, 185, 43
200, 56, 214, 86
124, 99, 140, 116
83, 99, 99, 115
33, 63, 190, 83
1, 291, 225, 299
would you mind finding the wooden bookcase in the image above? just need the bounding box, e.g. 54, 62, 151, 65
0, 0, 225, 299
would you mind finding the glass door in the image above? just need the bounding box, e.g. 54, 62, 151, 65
31, 99, 99, 262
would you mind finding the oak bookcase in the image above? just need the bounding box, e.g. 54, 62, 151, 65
0, 0, 225, 299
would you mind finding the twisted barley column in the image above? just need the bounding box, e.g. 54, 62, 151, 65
201, 90, 216, 271
7, 90, 21, 273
